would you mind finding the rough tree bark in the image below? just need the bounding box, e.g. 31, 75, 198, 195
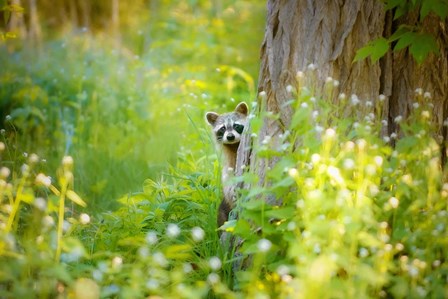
234, 0, 448, 192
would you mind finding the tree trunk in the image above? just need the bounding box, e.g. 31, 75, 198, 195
235, 0, 448, 190
28, 0, 42, 47
7, 0, 27, 40
111, 0, 121, 47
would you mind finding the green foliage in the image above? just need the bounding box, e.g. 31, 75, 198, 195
225, 73, 448, 298
0, 1, 264, 211
355, 0, 447, 64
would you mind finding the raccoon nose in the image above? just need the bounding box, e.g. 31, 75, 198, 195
227, 133, 235, 141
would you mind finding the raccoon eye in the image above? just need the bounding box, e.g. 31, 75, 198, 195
216, 126, 226, 139
233, 124, 244, 134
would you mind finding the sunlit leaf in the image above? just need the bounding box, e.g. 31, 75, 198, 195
66, 190, 87, 207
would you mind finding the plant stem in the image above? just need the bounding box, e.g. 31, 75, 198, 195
5, 176, 26, 234
55, 182, 68, 262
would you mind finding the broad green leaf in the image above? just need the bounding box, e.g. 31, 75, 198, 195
421, 0, 448, 19
388, 26, 411, 42
409, 33, 439, 64
393, 31, 415, 51
265, 207, 295, 219
354, 38, 389, 63
385, 0, 403, 10
242, 198, 266, 210
353, 44, 374, 62
370, 37, 389, 62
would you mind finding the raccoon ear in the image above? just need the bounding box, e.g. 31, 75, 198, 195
235, 102, 248, 116
206, 112, 219, 126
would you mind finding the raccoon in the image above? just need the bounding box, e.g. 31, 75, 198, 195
205, 102, 249, 228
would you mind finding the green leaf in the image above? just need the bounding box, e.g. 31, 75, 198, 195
66, 190, 87, 207
385, 0, 403, 10
388, 26, 411, 42
393, 31, 416, 51
409, 33, 439, 64
421, 0, 448, 19
265, 207, 295, 219
370, 37, 389, 62
353, 44, 374, 62
354, 38, 389, 63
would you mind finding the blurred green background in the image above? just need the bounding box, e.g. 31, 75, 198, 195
0, 0, 266, 211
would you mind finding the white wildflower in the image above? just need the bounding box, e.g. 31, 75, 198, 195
62, 156, 74, 167
257, 238, 272, 252
36, 173, 51, 187
413, 102, 420, 109
34, 197, 47, 211
311, 153, 321, 164
359, 248, 369, 258
421, 110, 430, 119
315, 125, 324, 133
374, 156, 383, 167
191, 227, 205, 242
350, 94, 360, 106
183, 263, 193, 273
296, 70, 305, 78
112, 256, 123, 269
287, 221, 296, 231
29, 153, 39, 164
209, 256, 222, 271
79, 213, 91, 225
379, 94, 386, 102
288, 168, 299, 178
145, 231, 158, 245
307, 63, 317, 70
323, 128, 336, 139
343, 159, 355, 170
415, 88, 423, 95
338, 93, 346, 100
166, 223, 180, 238
0, 167, 10, 178
42, 215, 55, 228
207, 273, 220, 285
153, 252, 168, 267
286, 85, 294, 93
389, 197, 399, 208
394, 115, 403, 123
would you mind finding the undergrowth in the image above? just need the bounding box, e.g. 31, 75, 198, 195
1, 68, 447, 298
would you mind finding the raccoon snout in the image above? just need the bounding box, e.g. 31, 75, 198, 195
226, 133, 235, 141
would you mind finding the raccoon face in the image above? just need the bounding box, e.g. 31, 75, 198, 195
206, 102, 249, 145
